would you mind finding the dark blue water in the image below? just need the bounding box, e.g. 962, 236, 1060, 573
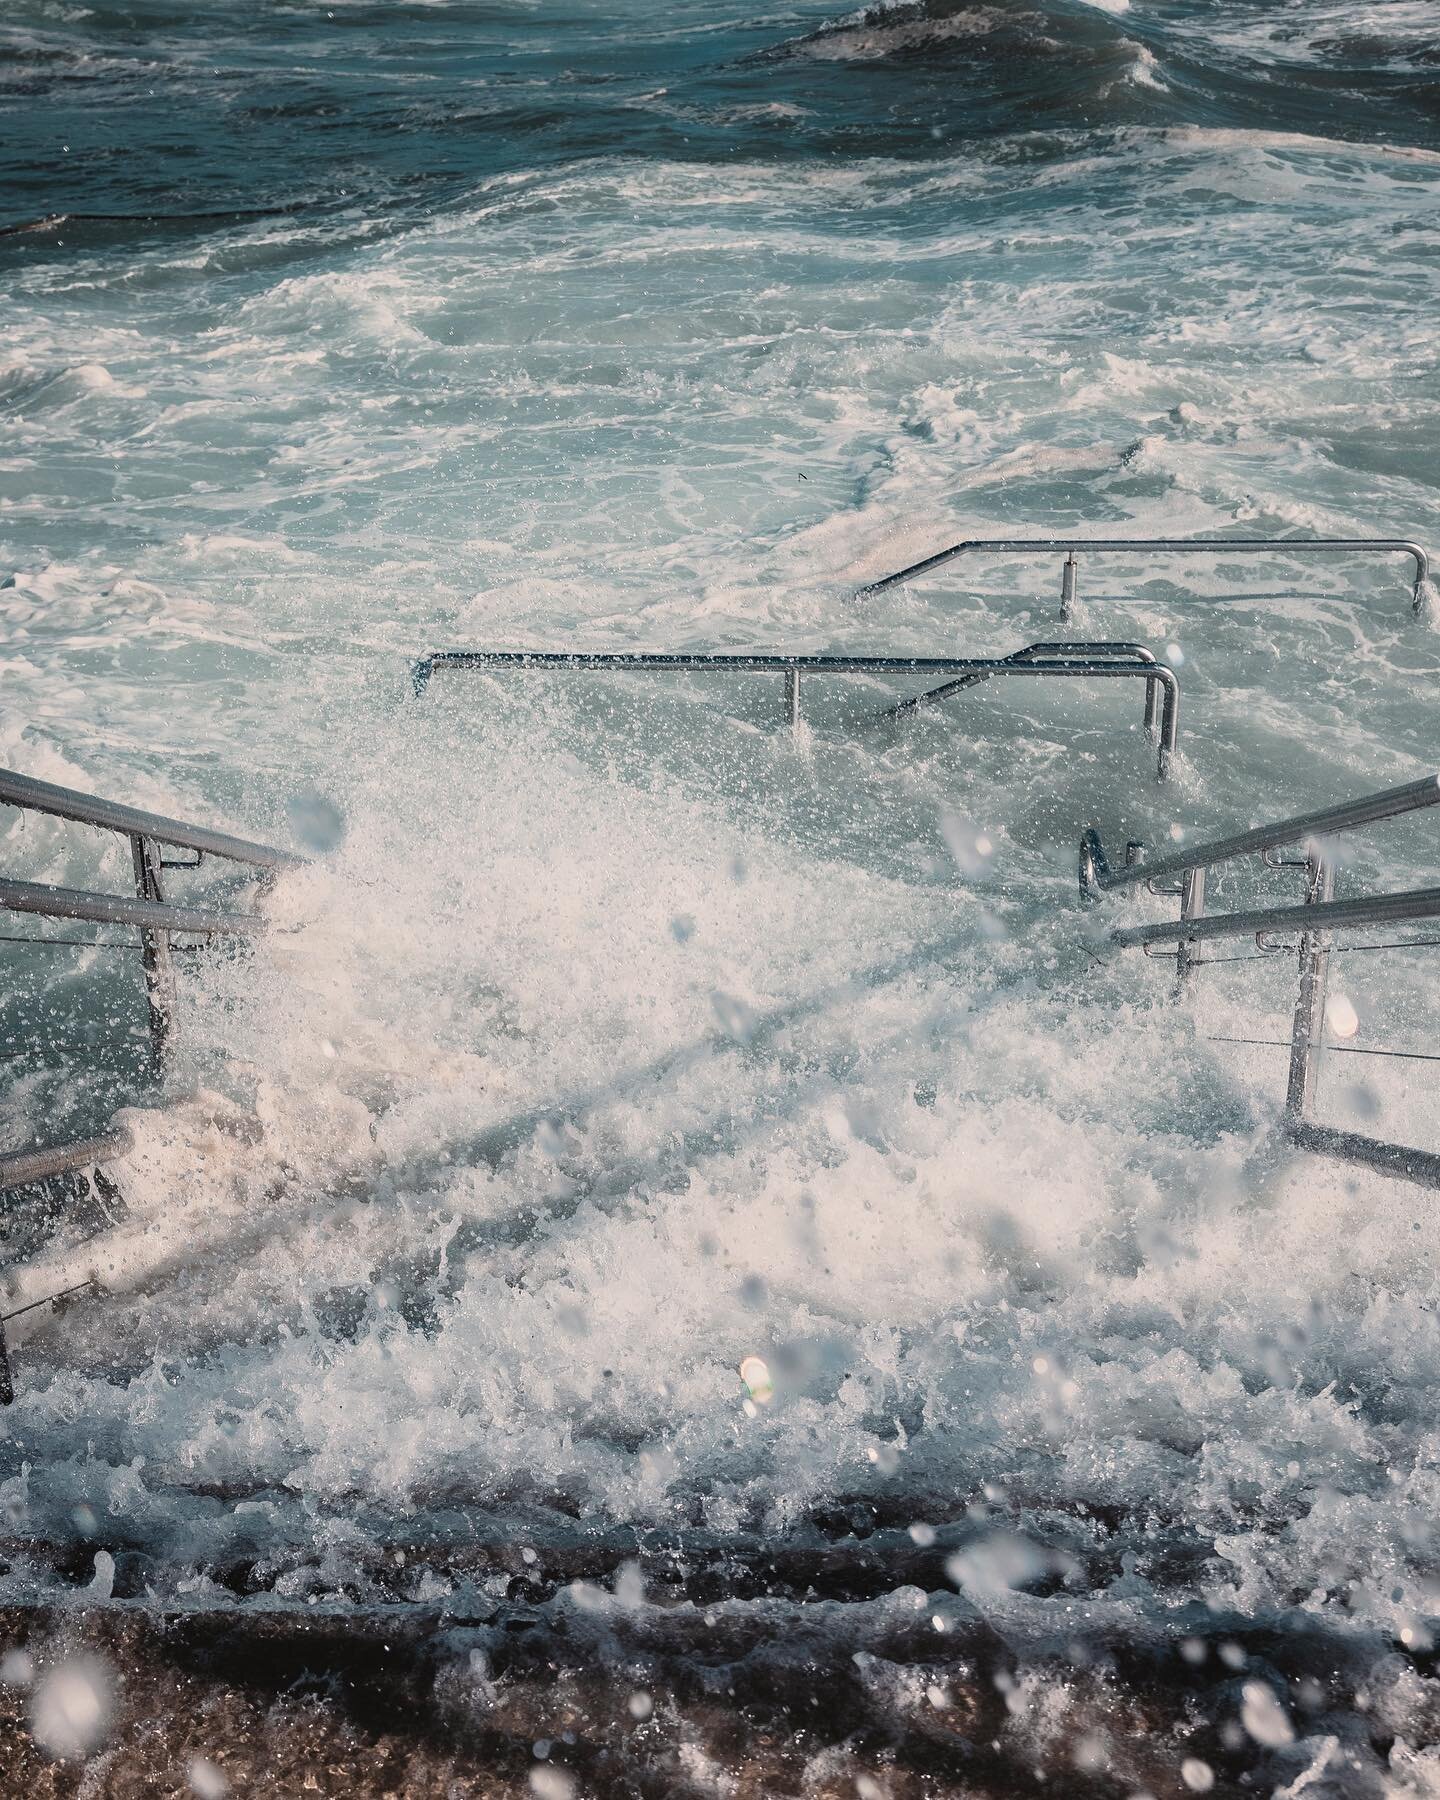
4, 0, 1438, 238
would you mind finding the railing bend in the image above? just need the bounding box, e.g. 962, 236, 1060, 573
412, 642, 1182, 780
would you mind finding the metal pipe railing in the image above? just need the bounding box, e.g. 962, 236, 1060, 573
1108, 882, 1440, 949
0, 877, 265, 938
855, 536, 1433, 615
1093, 779, 1440, 1190
0, 768, 303, 871
1086, 775, 1440, 895
879, 640, 1161, 729
1285, 1120, 1440, 1192
0, 773, 302, 1403
0, 767, 298, 1075
412, 646, 1182, 779
0, 1126, 133, 1192
0, 1126, 132, 1404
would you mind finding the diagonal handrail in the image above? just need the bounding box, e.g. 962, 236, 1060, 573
1108, 882, 1440, 949
878, 639, 1161, 724
0, 877, 266, 937
1090, 778, 1440, 1190
0, 768, 300, 1077
0, 768, 303, 871
855, 536, 1432, 614
0, 1127, 133, 1192
1087, 775, 1440, 895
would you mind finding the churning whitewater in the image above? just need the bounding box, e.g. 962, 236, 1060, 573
3, 0, 1440, 1791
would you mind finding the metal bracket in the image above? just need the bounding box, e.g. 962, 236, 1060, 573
160, 850, 204, 871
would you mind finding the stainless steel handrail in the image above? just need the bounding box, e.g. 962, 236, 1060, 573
0, 768, 298, 1074
0, 1126, 133, 1192
1109, 883, 1440, 949
0, 878, 265, 937
412, 646, 1182, 779
0, 768, 303, 872
0, 1127, 134, 1403
1092, 779, 1440, 1190
1285, 1120, 1440, 1191
1087, 775, 1440, 895
415, 649, 1155, 684
856, 536, 1433, 615
879, 640, 1162, 727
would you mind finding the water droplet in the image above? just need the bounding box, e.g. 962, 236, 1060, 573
1241, 1680, 1294, 1748
740, 1356, 773, 1403
190, 1758, 230, 1799
31, 1660, 111, 1761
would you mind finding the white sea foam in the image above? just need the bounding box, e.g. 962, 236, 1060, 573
0, 82, 1439, 1777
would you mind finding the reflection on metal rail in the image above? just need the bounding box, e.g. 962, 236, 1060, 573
411, 644, 1182, 780
1082, 775, 1440, 1189
0, 1126, 134, 1193
0, 765, 298, 1078
856, 536, 1433, 617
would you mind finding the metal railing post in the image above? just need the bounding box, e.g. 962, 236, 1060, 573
1285, 853, 1335, 1120
130, 833, 175, 1074
785, 669, 801, 731
1175, 866, 1207, 996
1060, 551, 1078, 622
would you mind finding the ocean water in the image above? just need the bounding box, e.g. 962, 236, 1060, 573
3, 0, 1440, 1790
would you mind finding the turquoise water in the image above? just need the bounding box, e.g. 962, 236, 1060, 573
3, 2, 1440, 1789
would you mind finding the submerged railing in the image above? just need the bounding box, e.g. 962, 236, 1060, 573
0, 767, 300, 1075
856, 536, 1433, 619
1083, 775, 1440, 1188
411, 642, 1183, 779
0, 768, 302, 1400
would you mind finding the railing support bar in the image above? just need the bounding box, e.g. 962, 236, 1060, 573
1060, 551, 1078, 622
1175, 866, 1206, 996
785, 669, 801, 731
130, 834, 175, 1075
1285, 854, 1335, 1120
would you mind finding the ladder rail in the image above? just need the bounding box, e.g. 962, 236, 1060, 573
411, 644, 1182, 780
854, 535, 1432, 613
0, 773, 299, 1082
0, 767, 303, 872
1089, 781, 1440, 1190
1088, 775, 1440, 896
